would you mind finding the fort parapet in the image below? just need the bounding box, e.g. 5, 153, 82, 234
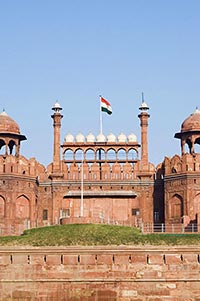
1, 246, 200, 300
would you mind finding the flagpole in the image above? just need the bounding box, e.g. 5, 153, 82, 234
80, 151, 84, 217
99, 95, 103, 134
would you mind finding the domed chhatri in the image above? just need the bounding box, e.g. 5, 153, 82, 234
65, 133, 74, 143
175, 108, 200, 155
96, 132, 106, 142
107, 132, 116, 142
181, 108, 200, 132
86, 132, 95, 142
0, 111, 20, 134
76, 132, 85, 142
128, 133, 137, 142
118, 132, 127, 142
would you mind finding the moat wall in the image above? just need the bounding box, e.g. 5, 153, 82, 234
1, 246, 200, 300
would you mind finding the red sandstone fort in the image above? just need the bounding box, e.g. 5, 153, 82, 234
0, 99, 200, 235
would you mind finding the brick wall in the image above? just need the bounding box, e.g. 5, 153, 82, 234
1, 246, 200, 300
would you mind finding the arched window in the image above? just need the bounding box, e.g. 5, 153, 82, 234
64, 149, 74, 161
85, 148, 95, 161
75, 148, 84, 161
128, 148, 137, 161
16, 195, 30, 219
117, 148, 126, 161
0, 196, 5, 217
8, 140, 16, 155
0, 139, 6, 155
107, 148, 116, 161
169, 194, 183, 219
96, 148, 105, 161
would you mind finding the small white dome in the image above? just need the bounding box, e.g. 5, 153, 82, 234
76, 132, 85, 142
139, 101, 149, 111
128, 133, 137, 142
65, 133, 74, 142
52, 101, 62, 111
96, 132, 106, 142
86, 132, 95, 142
54, 101, 61, 108
107, 132, 116, 142
118, 132, 127, 142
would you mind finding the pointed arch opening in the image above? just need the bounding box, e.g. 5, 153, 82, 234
0, 139, 6, 155
0, 196, 5, 217
169, 194, 183, 222
16, 195, 30, 219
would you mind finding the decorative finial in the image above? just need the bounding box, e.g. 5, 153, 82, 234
52, 100, 62, 112
139, 93, 149, 111
142, 92, 144, 103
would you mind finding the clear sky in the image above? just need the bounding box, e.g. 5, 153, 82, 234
0, 0, 200, 167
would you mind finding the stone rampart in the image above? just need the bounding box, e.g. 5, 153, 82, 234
1, 246, 200, 300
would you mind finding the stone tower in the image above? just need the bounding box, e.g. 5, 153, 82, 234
138, 96, 150, 171
51, 101, 63, 178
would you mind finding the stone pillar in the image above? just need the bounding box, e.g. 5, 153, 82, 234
138, 99, 150, 171
51, 101, 63, 175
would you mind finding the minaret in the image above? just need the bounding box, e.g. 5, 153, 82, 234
51, 101, 63, 176
138, 94, 150, 171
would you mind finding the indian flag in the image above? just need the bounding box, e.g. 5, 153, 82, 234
100, 97, 112, 115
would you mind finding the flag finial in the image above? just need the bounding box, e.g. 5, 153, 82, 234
142, 92, 145, 103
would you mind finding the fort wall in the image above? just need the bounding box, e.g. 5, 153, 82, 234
1, 246, 200, 300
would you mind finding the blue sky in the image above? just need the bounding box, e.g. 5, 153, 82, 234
0, 0, 200, 166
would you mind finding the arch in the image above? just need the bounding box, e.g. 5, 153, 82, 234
85, 148, 95, 161
75, 148, 84, 161
0, 195, 5, 217
0, 139, 6, 155
127, 148, 138, 161
64, 148, 74, 161
15, 195, 30, 219
192, 193, 200, 219
96, 148, 105, 161
107, 148, 116, 161
117, 148, 126, 161
8, 140, 16, 155
194, 138, 200, 153
169, 194, 183, 220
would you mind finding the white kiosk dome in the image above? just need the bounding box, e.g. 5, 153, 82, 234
118, 132, 127, 142
86, 132, 95, 142
107, 132, 116, 142
128, 133, 137, 142
96, 133, 106, 142
65, 133, 74, 143
76, 132, 85, 142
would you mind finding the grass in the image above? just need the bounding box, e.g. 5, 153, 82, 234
0, 224, 200, 246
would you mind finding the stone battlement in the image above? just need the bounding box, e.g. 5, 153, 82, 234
1, 246, 200, 300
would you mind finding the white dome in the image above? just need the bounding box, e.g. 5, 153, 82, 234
76, 132, 85, 142
65, 133, 74, 142
86, 132, 95, 142
54, 101, 61, 108
52, 101, 62, 111
118, 132, 127, 142
139, 101, 149, 111
96, 132, 106, 142
128, 133, 137, 142
107, 132, 116, 142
